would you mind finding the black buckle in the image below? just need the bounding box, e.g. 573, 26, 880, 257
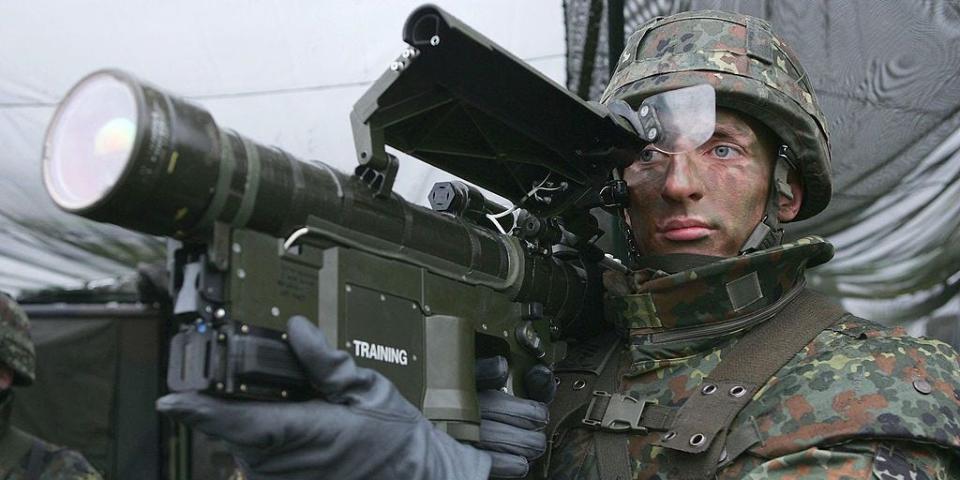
598, 180, 629, 208
581, 390, 649, 432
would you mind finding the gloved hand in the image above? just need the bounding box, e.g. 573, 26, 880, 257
156, 316, 491, 480
474, 356, 553, 478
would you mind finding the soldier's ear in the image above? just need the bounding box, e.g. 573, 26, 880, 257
777, 168, 803, 222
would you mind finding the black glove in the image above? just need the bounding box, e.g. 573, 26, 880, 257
157, 316, 491, 480
474, 356, 554, 478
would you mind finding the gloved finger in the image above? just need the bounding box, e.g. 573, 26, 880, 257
476, 418, 546, 459
286, 316, 410, 411
478, 390, 548, 430
157, 392, 272, 447
286, 315, 353, 395
524, 364, 557, 404
487, 451, 530, 479
157, 392, 348, 449
475, 356, 508, 391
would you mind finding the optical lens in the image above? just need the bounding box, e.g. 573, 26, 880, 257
643, 84, 716, 154
43, 72, 138, 210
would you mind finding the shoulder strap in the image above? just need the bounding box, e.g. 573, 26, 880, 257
656, 289, 848, 479
712, 289, 847, 383
591, 346, 631, 480
536, 331, 620, 479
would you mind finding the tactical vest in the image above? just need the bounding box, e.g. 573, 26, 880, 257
539, 237, 960, 479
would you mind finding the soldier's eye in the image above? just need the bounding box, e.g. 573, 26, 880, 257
713, 145, 732, 158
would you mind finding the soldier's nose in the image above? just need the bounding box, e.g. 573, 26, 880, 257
661, 155, 704, 203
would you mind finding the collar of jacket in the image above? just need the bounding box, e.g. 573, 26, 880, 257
603, 236, 834, 345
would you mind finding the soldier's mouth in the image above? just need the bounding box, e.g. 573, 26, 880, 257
662, 227, 712, 241
658, 218, 713, 241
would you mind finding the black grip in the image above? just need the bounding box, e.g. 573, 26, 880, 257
167, 322, 311, 401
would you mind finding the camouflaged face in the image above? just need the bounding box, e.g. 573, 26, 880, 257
604, 236, 834, 333
602, 10, 832, 221
0, 294, 35, 386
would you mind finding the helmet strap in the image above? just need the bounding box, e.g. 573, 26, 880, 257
619, 216, 643, 268
609, 167, 643, 268
738, 145, 794, 255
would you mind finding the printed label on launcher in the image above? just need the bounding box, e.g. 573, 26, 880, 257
352, 339, 409, 366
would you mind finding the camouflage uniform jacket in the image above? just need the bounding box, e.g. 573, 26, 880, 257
0, 392, 102, 480
548, 237, 960, 479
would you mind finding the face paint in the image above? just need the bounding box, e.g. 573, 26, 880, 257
623, 109, 777, 257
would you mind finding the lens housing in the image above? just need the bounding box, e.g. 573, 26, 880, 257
42, 70, 364, 242
43, 71, 142, 211
42, 69, 224, 238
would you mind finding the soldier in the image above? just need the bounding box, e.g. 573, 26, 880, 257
543, 10, 960, 479
158, 9, 960, 480
0, 293, 102, 480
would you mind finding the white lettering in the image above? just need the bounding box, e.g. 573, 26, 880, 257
353, 340, 367, 358
351, 339, 409, 366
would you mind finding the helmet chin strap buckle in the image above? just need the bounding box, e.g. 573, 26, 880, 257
738, 217, 782, 255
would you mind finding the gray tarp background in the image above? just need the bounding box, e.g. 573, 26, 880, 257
0, 0, 565, 293
566, 0, 960, 331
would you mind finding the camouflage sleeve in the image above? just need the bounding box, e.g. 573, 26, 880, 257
733, 441, 959, 480
38, 449, 103, 480
870, 442, 959, 480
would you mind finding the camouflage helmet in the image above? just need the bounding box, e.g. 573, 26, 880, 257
0, 293, 36, 386
601, 10, 831, 221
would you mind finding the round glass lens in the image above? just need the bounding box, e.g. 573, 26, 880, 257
43, 72, 138, 210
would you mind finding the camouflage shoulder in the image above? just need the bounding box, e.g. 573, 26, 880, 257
38, 448, 103, 480
720, 439, 960, 479
824, 314, 909, 340
735, 313, 960, 459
